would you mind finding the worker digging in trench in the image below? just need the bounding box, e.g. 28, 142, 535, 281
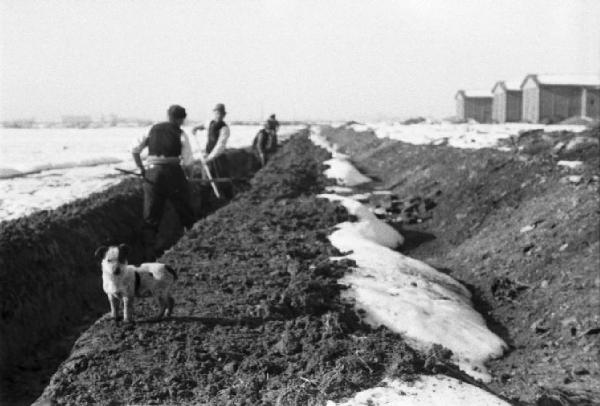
191, 103, 234, 199
132, 105, 195, 261
252, 119, 279, 166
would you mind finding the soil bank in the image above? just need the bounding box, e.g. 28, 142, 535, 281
0, 147, 259, 405
32, 132, 490, 405
321, 124, 600, 404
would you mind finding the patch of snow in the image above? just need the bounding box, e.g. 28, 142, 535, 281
318, 194, 404, 249
348, 193, 371, 202
1, 125, 293, 220
319, 194, 506, 381
324, 157, 372, 187
310, 126, 372, 187
325, 185, 354, 194
520, 224, 535, 233
327, 376, 510, 406
557, 160, 583, 169
314, 127, 507, 383
364, 122, 588, 150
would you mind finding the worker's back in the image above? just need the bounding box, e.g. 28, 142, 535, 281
147, 122, 183, 157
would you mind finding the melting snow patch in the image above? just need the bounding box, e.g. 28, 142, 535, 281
557, 160, 583, 169
324, 157, 372, 187
325, 185, 354, 194
327, 376, 510, 406
312, 125, 507, 402
319, 193, 506, 381
310, 126, 371, 187
319, 194, 404, 248
366, 122, 588, 150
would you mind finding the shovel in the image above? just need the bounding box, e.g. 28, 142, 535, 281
115, 167, 232, 186
191, 129, 222, 199
198, 155, 221, 199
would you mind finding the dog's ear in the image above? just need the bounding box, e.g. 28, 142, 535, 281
118, 244, 130, 263
94, 246, 109, 260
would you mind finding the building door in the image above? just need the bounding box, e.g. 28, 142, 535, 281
586, 90, 600, 120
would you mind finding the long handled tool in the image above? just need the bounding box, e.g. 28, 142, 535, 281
115, 167, 232, 185
198, 155, 221, 199
191, 129, 222, 199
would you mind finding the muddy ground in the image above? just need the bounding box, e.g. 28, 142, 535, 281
322, 125, 600, 404
32, 132, 490, 405
0, 148, 259, 405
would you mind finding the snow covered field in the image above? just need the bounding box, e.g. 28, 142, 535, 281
0, 125, 303, 220
310, 126, 508, 404
347, 121, 589, 150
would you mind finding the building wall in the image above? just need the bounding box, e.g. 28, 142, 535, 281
539, 86, 582, 123
522, 79, 540, 123
492, 92, 506, 123
492, 90, 522, 123
584, 89, 600, 119
505, 91, 523, 122
456, 97, 465, 120
464, 98, 492, 123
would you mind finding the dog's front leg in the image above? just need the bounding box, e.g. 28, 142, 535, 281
108, 294, 119, 321
123, 296, 134, 323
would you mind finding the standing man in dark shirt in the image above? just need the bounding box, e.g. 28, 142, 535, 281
132, 105, 195, 260
191, 103, 231, 179
266, 114, 280, 135
252, 122, 278, 166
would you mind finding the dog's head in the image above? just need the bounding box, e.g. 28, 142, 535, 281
95, 244, 130, 275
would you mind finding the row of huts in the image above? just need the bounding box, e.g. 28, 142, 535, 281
455, 74, 600, 124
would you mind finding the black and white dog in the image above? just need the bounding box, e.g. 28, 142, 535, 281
95, 244, 177, 323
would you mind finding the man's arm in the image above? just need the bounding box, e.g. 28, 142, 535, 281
180, 131, 194, 178
191, 124, 205, 134
206, 125, 230, 162
131, 133, 149, 177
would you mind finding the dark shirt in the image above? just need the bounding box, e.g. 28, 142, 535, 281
206, 120, 228, 154
266, 118, 280, 132
253, 129, 277, 153
147, 122, 182, 157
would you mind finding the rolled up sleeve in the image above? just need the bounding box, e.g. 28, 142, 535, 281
207, 125, 230, 161
180, 131, 194, 166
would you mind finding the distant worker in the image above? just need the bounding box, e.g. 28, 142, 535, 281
253, 121, 278, 166
192, 103, 231, 179
266, 113, 280, 135
132, 105, 194, 260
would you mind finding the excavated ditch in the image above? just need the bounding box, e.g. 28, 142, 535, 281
29, 132, 497, 405
0, 147, 260, 405
319, 124, 600, 405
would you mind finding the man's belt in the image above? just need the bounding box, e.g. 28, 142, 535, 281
146, 156, 181, 166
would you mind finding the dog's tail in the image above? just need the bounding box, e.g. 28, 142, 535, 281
165, 265, 178, 281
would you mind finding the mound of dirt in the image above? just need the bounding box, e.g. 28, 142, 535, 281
321, 125, 600, 404
0, 148, 259, 405
34, 133, 473, 405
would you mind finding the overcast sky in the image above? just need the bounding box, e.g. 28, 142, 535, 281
1, 0, 599, 121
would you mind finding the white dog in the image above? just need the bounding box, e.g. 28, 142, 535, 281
95, 244, 177, 323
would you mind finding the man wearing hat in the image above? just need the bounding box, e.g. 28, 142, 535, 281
252, 121, 278, 167
192, 103, 231, 179
266, 113, 280, 135
132, 104, 195, 260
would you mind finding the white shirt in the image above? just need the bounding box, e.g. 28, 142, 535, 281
195, 120, 230, 161
131, 129, 194, 167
